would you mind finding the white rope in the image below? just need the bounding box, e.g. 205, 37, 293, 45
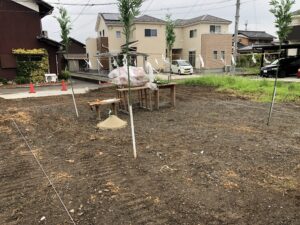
11, 119, 76, 225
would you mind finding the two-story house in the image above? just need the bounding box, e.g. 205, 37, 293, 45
0, 0, 61, 80
173, 15, 232, 72
87, 13, 232, 72
91, 13, 166, 71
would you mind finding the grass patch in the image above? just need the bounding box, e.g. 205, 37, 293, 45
179, 75, 300, 102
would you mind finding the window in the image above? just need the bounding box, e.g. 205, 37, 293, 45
116, 31, 121, 38
189, 51, 196, 67
190, 29, 197, 38
103, 29, 105, 37
213, 51, 218, 60
145, 29, 157, 37
99, 31, 102, 37
221, 51, 225, 60
210, 25, 221, 34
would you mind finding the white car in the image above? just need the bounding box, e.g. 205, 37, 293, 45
171, 60, 193, 75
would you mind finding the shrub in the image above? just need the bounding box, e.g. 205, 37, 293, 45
0, 77, 8, 85
59, 70, 70, 80
15, 76, 30, 84
31, 69, 45, 83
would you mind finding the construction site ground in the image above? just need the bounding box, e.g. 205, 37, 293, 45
0, 85, 299, 225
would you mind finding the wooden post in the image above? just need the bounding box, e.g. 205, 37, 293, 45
171, 85, 176, 107
96, 105, 101, 120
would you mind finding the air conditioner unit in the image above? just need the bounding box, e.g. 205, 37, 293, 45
224, 65, 231, 73
44, 73, 58, 83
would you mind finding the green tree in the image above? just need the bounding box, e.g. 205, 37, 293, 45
267, 0, 295, 125
55, 7, 79, 117
55, 7, 72, 51
165, 14, 176, 82
117, 0, 143, 158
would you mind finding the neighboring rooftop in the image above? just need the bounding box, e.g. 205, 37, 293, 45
292, 10, 300, 16
238, 30, 275, 40
175, 15, 231, 26
99, 13, 165, 26
96, 13, 231, 29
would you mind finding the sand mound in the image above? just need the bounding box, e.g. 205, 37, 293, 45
97, 115, 127, 130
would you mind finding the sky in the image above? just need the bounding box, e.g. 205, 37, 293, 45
41, 0, 300, 43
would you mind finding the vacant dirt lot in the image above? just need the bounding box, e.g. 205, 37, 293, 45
0, 85, 299, 225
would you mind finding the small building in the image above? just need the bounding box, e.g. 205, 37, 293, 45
0, 0, 62, 80
61, 38, 88, 72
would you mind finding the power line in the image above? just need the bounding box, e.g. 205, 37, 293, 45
71, 0, 92, 24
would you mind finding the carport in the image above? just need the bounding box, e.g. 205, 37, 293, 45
253, 43, 300, 68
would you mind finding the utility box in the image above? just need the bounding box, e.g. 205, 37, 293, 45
224, 65, 231, 73
45, 73, 58, 82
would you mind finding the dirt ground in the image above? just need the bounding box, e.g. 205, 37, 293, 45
0, 85, 299, 225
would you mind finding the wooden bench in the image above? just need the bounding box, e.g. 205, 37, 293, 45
88, 98, 120, 120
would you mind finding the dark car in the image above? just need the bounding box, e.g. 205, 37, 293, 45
260, 56, 300, 78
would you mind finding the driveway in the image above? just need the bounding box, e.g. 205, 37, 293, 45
0, 79, 105, 99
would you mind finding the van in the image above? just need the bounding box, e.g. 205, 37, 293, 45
171, 60, 193, 75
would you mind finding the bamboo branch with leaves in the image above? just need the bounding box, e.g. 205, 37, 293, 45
55, 7, 79, 118
166, 14, 176, 82
267, 0, 295, 125
117, 0, 143, 158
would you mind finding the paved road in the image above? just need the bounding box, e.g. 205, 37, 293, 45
0, 79, 104, 99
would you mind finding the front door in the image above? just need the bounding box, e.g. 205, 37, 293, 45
189, 51, 196, 67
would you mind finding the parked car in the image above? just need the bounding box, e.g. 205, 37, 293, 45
260, 56, 300, 78
171, 60, 193, 75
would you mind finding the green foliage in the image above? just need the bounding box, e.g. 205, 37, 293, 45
14, 49, 49, 83
269, 0, 295, 43
0, 77, 8, 84
59, 70, 70, 80
55, 7, 72, 51
180, 75, 300, 102
15, 76, 30, 84
117, 0, 143, 91
165, 14, 176, 60
117, 0, 143, 45
12, 48, 47, 55
237, 54, 261, 68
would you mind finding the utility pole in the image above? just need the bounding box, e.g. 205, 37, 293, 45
233, 0, 240, 74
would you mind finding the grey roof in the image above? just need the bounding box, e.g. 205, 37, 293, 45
134, 15, 165, 24
175, 15, 231, 26
99, 13, 230, 28
102, 13, 121, 21
292, 10, 300, 16
238, 30, 275, 40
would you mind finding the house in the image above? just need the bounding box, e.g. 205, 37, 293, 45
87, 13, 232, 73
0, 0, 62, 80
173, 15, 232, 72
237, 30, 274, 46
287, 10, 300, 55
61, 37, 88, 72
236, 30, 275, 53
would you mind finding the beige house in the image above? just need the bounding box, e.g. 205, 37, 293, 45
86, 13, 232, 72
